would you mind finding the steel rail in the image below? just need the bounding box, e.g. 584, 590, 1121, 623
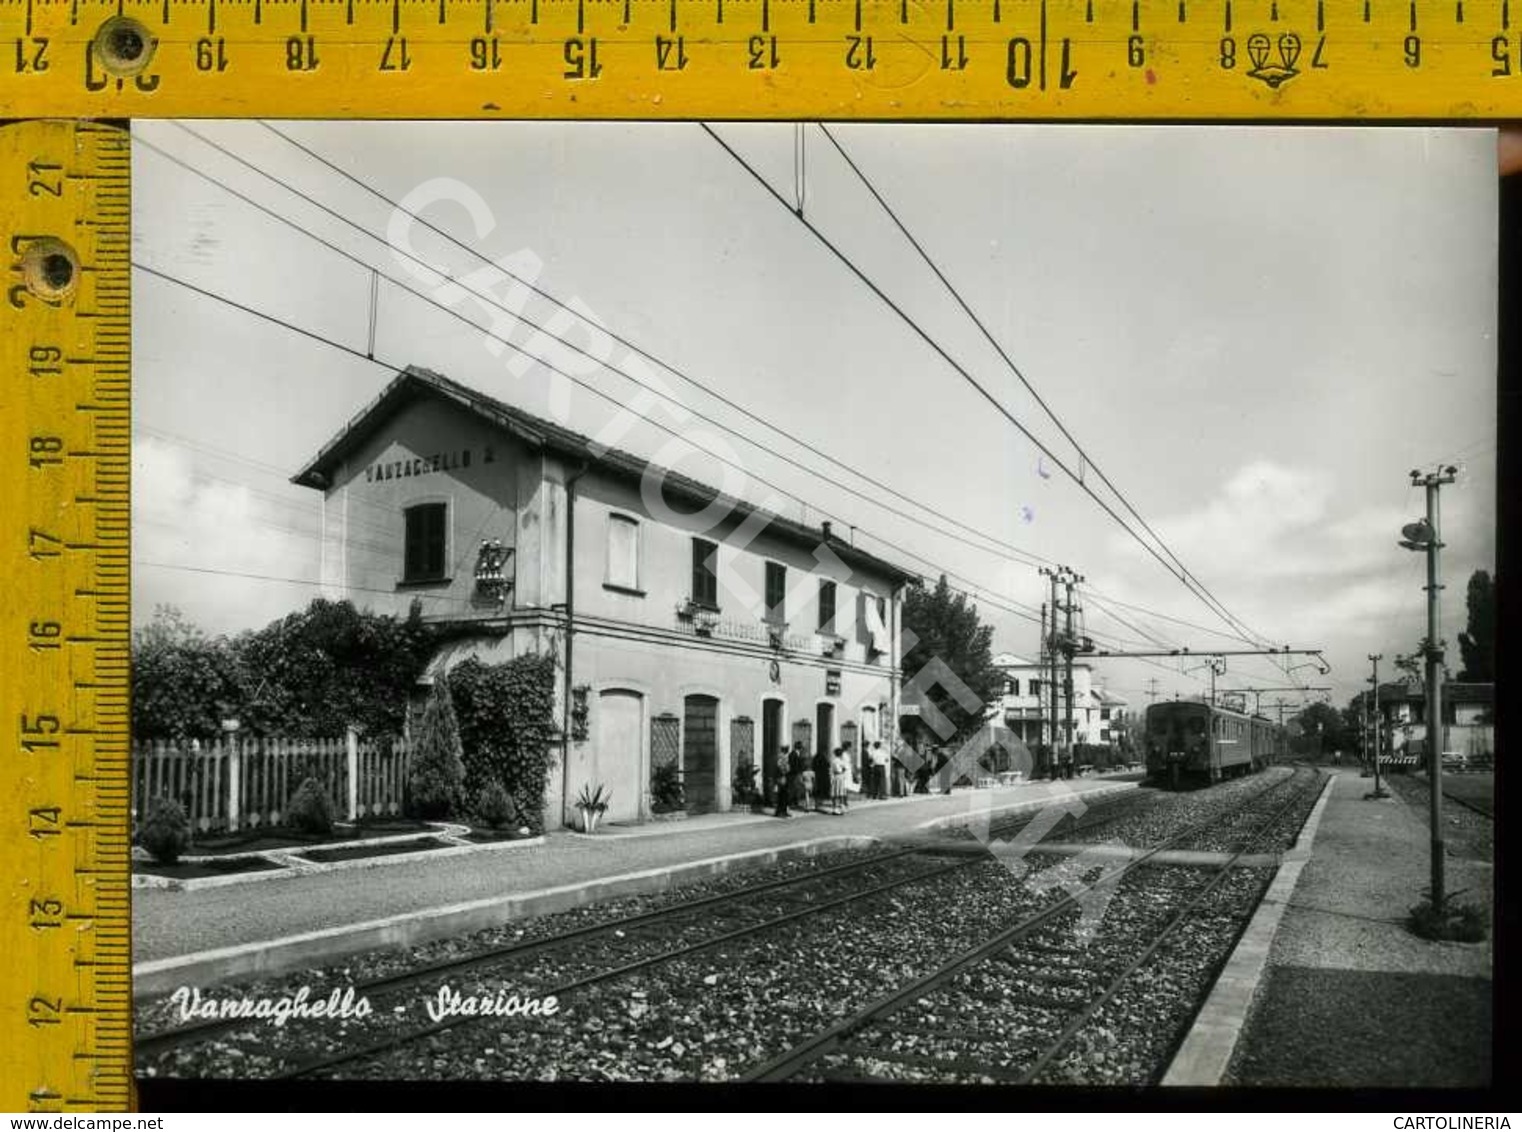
740, 769, 1309, 1082
141, 787, 1154, 1062
288, 780, 1222, 1080
135, 842, 925, 1057
1014, 774, 1319, 1084
274, 853, 984, 1079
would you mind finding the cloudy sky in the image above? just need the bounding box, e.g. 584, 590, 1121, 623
131, 122, 1497, 712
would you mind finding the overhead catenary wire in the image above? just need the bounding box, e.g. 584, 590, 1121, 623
139, 124, 1289, 681
704, 122, 1270, 651
238, 121, 1294, 668
244, 122, 1063, 572
815, 123, 1272, 652
133, 258, 1201, 685
150, 123, 1054, 574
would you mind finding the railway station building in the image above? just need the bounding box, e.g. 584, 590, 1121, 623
293, 366, 918, 830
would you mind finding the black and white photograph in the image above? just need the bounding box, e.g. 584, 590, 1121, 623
127, 122, 1496, 1094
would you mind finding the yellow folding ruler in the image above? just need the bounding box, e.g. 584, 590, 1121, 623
0, 0, 1519, 117
0, 118, 132, 1113
0, 0, 1514, 1114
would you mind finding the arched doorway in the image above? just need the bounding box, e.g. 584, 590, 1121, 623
683, 694, 719, 814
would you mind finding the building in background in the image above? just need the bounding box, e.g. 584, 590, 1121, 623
990, 652, 1127, 749
1375, 678, 1494, 767
295, 366, 917, 827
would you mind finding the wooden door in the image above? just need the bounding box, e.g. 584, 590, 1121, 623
683, 695, 719, 814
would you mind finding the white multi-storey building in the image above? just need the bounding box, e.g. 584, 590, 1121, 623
990, 651, 1128, 748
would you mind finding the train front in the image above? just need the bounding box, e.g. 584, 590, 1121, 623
1144, 701, 1212, 787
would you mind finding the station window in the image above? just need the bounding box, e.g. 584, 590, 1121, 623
691, 538, 719, 608
606, 514, 640, 590
765, 562, 786, 623
818, 579, 837, 633
1030, 679, 1041, 697
403, 502, 447, 583
1005, 679, 1018, 696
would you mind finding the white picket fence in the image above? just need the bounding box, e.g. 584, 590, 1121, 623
132, 730, 411, 832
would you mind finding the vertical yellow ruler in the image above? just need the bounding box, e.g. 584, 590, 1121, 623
0, 118, 133, 1113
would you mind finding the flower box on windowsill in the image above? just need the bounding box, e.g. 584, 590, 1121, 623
764, 620, 789, 651
819, 634, 846, 657
677, 600, 721, 635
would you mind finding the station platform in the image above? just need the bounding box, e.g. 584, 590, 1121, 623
132, 773, 1141, 994
1169, 768, 1494, 1089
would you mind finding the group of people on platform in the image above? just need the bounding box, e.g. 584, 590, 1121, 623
770, 738, 904, 818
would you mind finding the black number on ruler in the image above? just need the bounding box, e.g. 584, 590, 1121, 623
13, 38, 50, 73
563, 36, 601, 77
25, 159, 60, 197
28, 806, 61, 839
286, 35, 319, 70
1129, 34, 1145, 66
29, 435, 63, 469
940, 33, 968, 69
749, 34, 779, 67
1404, 33, 1421, 65
29, 345, 62, 376
30, 897, 64, 929
470, 36, 501, 69
656, 35, 687, 69
845, 34, 876, 68
195, 36, 228, 70
380, 36, 410, 69
21, 713, 61, 752
1494, 34, 1513, 73
1006, 35, 1031, 85
1220, 35, 1235, 66
28, 527, 60, 560
29, 621, 61, 652
27, 996, 62, 1026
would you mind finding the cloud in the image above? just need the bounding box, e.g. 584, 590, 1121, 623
133, 438, 321, 634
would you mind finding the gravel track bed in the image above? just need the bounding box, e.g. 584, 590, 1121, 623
315, 855, 1081, 1082
803, 863, 1230, 1083
140, 770, 1320, 1084
1169, 768, 1324, 854
135, 846, 917, 1067
961, 767, 1298, 855
1036, 865, 1272, 1085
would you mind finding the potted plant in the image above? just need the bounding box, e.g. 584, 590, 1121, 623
574, 782, 611, 833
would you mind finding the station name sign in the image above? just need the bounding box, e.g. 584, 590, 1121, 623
364, 445, 495, 484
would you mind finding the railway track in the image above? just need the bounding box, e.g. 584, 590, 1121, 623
135, 844, 936, 1059
138, 768, 1318, 1082
740, 768, 1321, 1084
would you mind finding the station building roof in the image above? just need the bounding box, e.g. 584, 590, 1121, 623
293, 364, 921, 587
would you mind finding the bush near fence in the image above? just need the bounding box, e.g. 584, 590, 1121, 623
131, 730, 411, 834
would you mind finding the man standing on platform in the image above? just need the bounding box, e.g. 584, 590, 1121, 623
869, 741, 890, 800
773, 745, 792, 818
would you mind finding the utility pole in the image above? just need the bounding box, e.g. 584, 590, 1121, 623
1039, 599, 1049, 769
1368, 654, 1387, 798
1400, 465, 1457, 912
1061, 568, 1082, 780
1039, 567, 1062, 780
1146, 677, 1160, 704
